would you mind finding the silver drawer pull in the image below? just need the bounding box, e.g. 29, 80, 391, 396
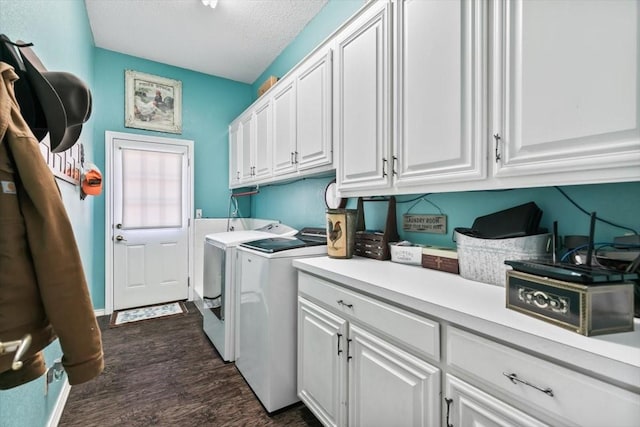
503, 372, 554, 397
337, 299, 353, 309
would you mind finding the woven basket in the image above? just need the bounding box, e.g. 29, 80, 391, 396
455, 231, 551, 286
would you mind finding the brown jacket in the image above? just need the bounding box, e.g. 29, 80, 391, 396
0, 62, 103, 389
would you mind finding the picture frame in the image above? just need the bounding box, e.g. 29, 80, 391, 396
124, 70, 182, 134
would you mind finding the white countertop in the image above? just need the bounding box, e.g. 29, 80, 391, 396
293, 256, 640, 391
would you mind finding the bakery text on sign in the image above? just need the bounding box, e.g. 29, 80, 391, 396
402, 214, 448, 234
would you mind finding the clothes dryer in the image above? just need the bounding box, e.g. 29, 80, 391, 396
202, 223, 297, 362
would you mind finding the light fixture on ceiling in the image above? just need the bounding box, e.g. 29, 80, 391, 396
201, 0, 218, 8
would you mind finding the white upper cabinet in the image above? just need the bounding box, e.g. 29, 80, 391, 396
335, 0, 392, 193
394, 0, 486, 189
239, 111, 254, 182
296, 47, 333, 171
253, 97, 273, 180
272, 76, 298, 176
491, 0, 640, 185
229, 98, 273, 188
228, 120, 241, 187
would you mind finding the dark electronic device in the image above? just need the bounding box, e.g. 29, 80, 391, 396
506, 212, 638, 284
505, 213, 636, 335
456, 202, 543, 239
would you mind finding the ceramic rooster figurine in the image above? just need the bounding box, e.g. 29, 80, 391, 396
327, 219, 342, 249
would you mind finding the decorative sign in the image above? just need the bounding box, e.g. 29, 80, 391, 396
402, 214, 447, 234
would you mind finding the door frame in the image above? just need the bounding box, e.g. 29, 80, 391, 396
105, 131, 194, 314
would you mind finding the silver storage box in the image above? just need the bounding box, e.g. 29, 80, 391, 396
506, 270, 635, 336
455, 231, 551, 286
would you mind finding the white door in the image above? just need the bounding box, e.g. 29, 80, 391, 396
394, 0, 486, 188
228, 120, 241, 187
445, 374, 548, 427
272, 77, 297, 176
109, 132, 192, 311
335, 0, 392, 193
296, 47, 333, 171
253, 97, 273, 180
493, 0, 640, 180
239, 111, 254, 182
297, 297, 348, 427
348, 324, 441, 427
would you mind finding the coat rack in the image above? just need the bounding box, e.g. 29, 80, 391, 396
0, 334, 32, 371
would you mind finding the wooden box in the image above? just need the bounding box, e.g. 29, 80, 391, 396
355, 231, 388, 260
506, 270, 635, 336
257, 76, 278, 97
354, 197, 399, 261
421, 247, 459, 274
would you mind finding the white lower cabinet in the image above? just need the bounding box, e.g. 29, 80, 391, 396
348, 324, 440, 427
297, 273, 441, 427
298, 298, 347, 427
296, 269, 640, 427
446, 327, 640, 427
444, 374, 547, 427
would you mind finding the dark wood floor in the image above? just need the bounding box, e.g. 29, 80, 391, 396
59, 302, 322, 426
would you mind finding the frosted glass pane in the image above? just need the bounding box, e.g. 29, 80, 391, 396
122, 148, 182, 229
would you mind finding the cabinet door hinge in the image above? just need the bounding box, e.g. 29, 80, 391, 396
493, 133, 502, 162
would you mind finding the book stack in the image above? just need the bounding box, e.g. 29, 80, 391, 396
421, 247, 459, 274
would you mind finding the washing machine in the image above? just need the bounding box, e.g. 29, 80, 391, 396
235, 228, 327, 412
202, 222, 297, 362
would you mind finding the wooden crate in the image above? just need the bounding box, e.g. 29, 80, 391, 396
354, 197, 399, 261
257, 76, 278, 97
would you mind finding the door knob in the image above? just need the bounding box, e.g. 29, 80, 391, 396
115, 235, 127, 242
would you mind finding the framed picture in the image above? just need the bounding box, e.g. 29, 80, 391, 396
124, 70, 182, 134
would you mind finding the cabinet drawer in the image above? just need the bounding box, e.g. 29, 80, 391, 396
298, 272, 440, 361
447, 327, 640, 427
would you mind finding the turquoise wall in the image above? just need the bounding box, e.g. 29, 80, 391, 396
0, 0, 95, 424
251, 0, 364, 99
90, 48, 252, 308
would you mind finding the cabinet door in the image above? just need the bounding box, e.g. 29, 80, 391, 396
273, 77, 298, 176
228, 121, 241, 187
239, 112, 254, 182
493, 0, 640, 183
394, 0, 486, 189
335, 1, 392, 193
253, 98, 273, 180
348, 324, 440, 427
445, 374, 548, 427
297, 48, 333, 171
298, 297, 348, 427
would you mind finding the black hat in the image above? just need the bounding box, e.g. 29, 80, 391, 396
17, 42, 92, 153
0, 35, 48, 141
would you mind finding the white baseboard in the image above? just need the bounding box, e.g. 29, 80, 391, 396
47, 378, 70, 427
94, 308, 106, 317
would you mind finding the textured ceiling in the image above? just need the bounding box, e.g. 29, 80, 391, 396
85, 0, 328, 84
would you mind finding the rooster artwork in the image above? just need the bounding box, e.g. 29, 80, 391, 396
328, 219, 343, 250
